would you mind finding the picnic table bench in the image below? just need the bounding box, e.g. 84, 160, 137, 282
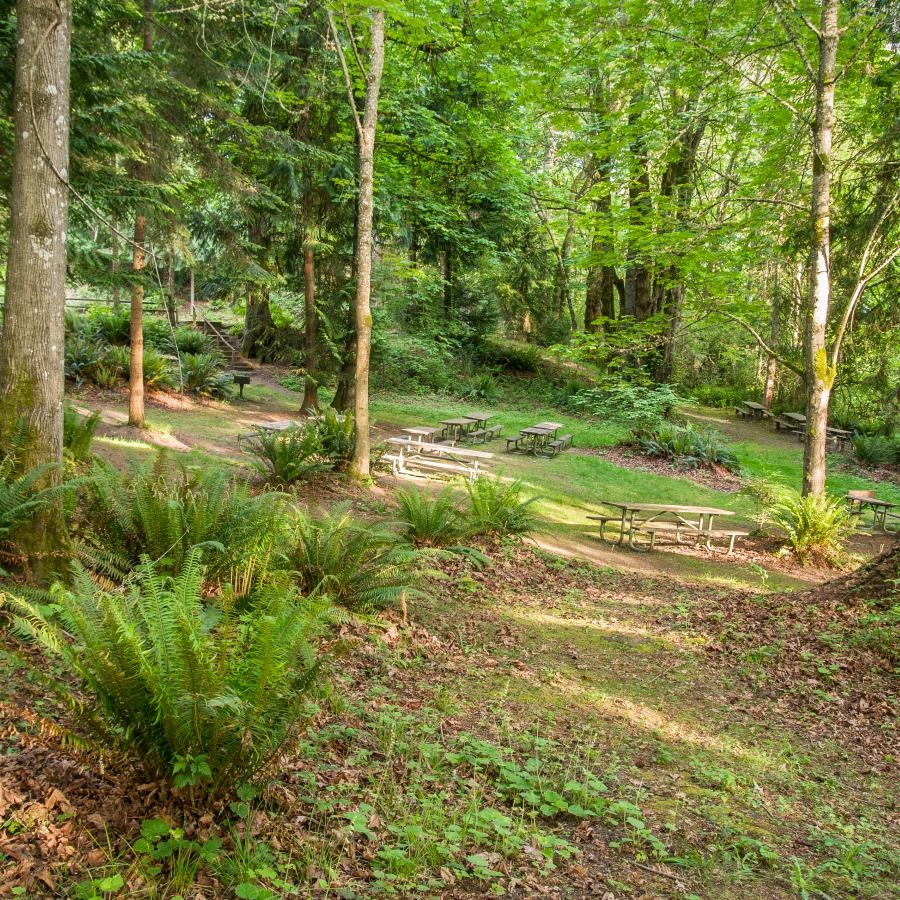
507, 422, 568, 455
384, 437, 493, 482
588, 502, 746, 554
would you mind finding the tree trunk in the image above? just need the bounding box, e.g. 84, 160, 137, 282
111, 217, 121, 309
128, 0, 153, 429
241, 287, 275, 359
349, 9, 385, 480
624, 88, 653, 321
331, 328, 356, 412
442, 242, 453, 319
802, 0, 839, 497
166, 244, 176, 326
763, 264, 779, 408
0, 0, 72, 572
300, 217, 318, 414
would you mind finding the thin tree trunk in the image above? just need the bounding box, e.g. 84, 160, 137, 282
763, 263, 779, 408
802, 0, 839, 497
0, 0, 72, 572
166, 243, 176, 326
129, 0, 153, 429
111, 217, 121, 310
300, 199, 318, 414
349, 9, 385, 479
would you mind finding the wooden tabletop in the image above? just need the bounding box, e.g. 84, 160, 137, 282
600, 501, 735, 516
521, 426, 555, 436
441, 417, 477, 426
855, 497, 897, 509
255, 420, 297, 432
402, 426, 440, 436
387, 437, 494, 459
534, 421, 565, 430
742, 401, 766, 410
781, 412, 806, 422
462, 412, 493, 423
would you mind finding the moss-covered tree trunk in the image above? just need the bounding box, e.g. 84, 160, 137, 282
802, 0, 839, 497
0, 0, 73, 572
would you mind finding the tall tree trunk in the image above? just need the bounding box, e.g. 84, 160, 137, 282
166, 243, 176, 326
763, 263, 779, 409
442, 243, 453, 319
331, 328, 356, 412
624, 87, 652, 321
802, 0, 839, 497
300, 197, 318, 414
129, 0, 153, 429
349, 9, 385, 480
111, 217, 121, 310
0, 0, 73, 460
241, 287, 275, 359
0, 0, 72, 572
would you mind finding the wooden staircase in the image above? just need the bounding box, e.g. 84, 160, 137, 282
195, 318, 253, 374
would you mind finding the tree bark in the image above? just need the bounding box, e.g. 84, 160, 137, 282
349, 9, 385, 479
0, 0, 72, 458
0, 0, 72, 572
300, 203, 319, 414
763, 263, 779, 408
802, 0, 839, 497
128, 0, 153, 429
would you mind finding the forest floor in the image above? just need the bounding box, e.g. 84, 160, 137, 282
1, 371, 897, 898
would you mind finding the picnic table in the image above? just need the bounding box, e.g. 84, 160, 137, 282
462, 412, 493, 425
385, 437, 492, 481
441, 417, 479, 441
740, 401, 767, 419
846, 491, 898, 532
401, 426, 442, 442
237, 419, 299, 452
461, 412, 502, 444
774, 411, 806, 431
588, 502, 745, 553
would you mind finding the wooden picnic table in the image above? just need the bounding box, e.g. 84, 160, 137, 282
401, 426, 442, 442
441, 417, 479, 441
462, 412, 493, 425
518, 425, 556, 454
589, 501, 739, 552
533, 421, 565, 433
741, 401, 767, 418
846, 494, 898, 532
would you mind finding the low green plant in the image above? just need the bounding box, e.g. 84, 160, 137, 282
395, 485, 464, 546
639, 423, 738, 471
766, 488, 856, 564
63, 404, 100, 461
313, 408, 355, 467
852, 433, 898, 467
9, 551, 324, 794
179, 351, 231, 398
477, 337, 542, 373
168, 326, 216, 355
100, 344, 130, 381
459, 373, 500, 402
89, 307, 132, 344
64, 332, 106, 385
248, 427, 331, 486
288, 504, 424, 611
80, 453, 288, 580
688, 384, 746, 409
142, 345, 175, 388
465, 476, 538, 536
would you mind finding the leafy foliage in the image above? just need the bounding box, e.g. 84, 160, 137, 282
765, 489, 857, 564
852, 433, 899, 468
64, 332, 106, 386
141, 346, 176, 389
476, 338, 542, 374
312, 408, 355, 468
639, 423, 738, 471
167, 326, 216, 355
63, 404, 100, 461
395, 485, 465, 546
247, 427, 331, 487
9, 552, 324, 794
287, 504, 423, 612
79, 453, 287, 580
568, 382, 687, 431
179, 352, 231, 398
465, 476, 538, 536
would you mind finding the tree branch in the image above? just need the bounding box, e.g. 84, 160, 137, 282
719, 311, 805, 376
326, 8, 362, 138
773, 0, 817, 83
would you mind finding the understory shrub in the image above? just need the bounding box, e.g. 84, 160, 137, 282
80, 453, 288, 580
395, 485, 465, 546
476, 337, 542, 373
248, 427, 332, 486
765, 488, 856, 564
852, 433, 899, 467
371, 332, 454, 393
0, 421, 73, 547
288, 504, 424, 611
689, 384, 746, 409
459, 373, 501, 402
179, 352, 231, 398
465, 476, 538, 536
10, 551, 324, 794
567, 382, 687, 431
64, 332, 106, 386
639, 423, 738, 471
313, 408, 355, 467
63, 405, 100, 461
142, 345, 176, 388
167, 326, 216, 355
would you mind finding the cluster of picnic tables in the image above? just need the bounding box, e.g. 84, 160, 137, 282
735, 401, 852, 451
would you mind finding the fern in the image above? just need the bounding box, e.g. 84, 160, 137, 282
8, 551, 325, 794
78, 451, 290, 581
464, 475, 539, 536
247, 427, 332, 486
765, 489, 856, 564
63, 404, 100, 461
288, 504, 426, 612
395, 485, 465, 546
